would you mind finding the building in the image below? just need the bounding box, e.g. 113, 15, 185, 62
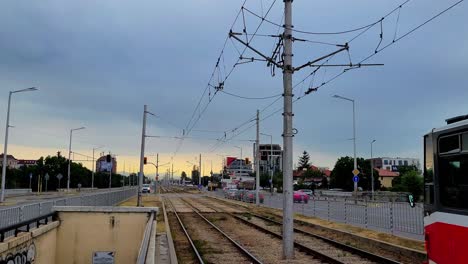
0, 154, 18, 168
369, 157, 420, 172
96, 155, 117, 174
375, 168, 399, 188
256, 144, 283, 174
225, 157, 253, 182
16, 159, 37, 168
293, 165, 331, 187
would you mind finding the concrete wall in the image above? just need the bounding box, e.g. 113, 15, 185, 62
0, 221, 59, 264
55, 207, 152, 264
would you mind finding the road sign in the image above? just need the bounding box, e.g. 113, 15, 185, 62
44, 173, 50, 181
29, 173, 32, 179
56, 173, 63, 180
352, 169, 360, 176
353, 176, 359, 183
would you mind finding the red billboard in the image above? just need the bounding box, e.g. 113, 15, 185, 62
226, 157, 236, 167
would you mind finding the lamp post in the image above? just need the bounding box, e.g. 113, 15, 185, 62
1, 87, 38, 203
67, 127, 86, 190
371, 139, 376, 196
91, 145, 103, 189
261, 133, 274, 193
333, 94, 357, 193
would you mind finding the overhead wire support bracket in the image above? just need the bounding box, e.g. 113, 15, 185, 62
293, 44, 349, 72
229, 30, 281, 68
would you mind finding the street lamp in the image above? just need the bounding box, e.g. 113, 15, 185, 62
1, 87, 38, 203
67, 126, 86, 190
260, 133, 274, 193
91, 145, 104, 189
371, 139, 376, 196
333, 94, 357, 193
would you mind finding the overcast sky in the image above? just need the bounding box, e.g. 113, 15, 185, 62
0, 0, 467, 178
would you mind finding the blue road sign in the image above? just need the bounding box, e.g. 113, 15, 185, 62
353, 176, 359, 183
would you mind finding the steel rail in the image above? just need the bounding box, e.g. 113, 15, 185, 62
198, 196, 401, 264
179, 198, 264, 264
165, 199, 205, 264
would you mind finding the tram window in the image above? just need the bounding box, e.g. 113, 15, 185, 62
439, 156, 468, 209
439, 135, 460, 154
424, 135, 434, 205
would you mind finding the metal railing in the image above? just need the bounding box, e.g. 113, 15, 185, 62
0, 187, 137, 241
212, 190, 424, 240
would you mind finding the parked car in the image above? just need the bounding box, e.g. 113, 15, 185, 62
142, 184, 151, 193
224, 189, 238, 199
242, 191, 264, 203
298, 189, 313, 196
293, 191, 309, 203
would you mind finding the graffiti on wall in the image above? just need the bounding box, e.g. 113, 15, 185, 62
0, 243, 35, 264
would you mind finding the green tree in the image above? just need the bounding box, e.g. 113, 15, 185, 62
298, 151, 310, 170
260, 172, 270, 188
330, 156, 380, 191
181, 171, 187, 182
273, 171, 283, 192
303, 169, 323, 179
392, 170, 424, 201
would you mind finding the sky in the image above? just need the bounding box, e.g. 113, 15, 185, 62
0, 0, 467, 179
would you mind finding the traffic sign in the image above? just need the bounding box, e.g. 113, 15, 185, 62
353, 176, 359, 183
352, 169, 360, 176
56, 173, 63, 180
44, 173, 50, 181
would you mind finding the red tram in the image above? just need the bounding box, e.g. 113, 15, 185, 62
424, 115, 468, 264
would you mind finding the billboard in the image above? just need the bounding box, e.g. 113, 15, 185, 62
226, 157, 236, 167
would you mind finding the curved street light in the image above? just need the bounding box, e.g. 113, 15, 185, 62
1, 87, 38, 203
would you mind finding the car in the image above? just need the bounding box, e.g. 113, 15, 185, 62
293, 191, 309, 203
298, 189, 313, 196
142, 184, 151, 193
224, 189, 238, 199
242, 191, 264, 203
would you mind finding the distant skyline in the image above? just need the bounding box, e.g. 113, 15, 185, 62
1, 1, 467, 178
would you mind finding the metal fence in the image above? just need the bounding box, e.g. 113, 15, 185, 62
213, 190, 424, 240
0, 188, 137, 232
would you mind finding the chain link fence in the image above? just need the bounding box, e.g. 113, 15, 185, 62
0, 187, 137, 235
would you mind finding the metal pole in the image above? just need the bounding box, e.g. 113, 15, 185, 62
255, 109, 260, 205
92, 148, 95, 189
29, 173, 32, 191
282, 0, 294, 259
0, 92, 12, 203
67, 129, 72, 190
109, 153, 112, 189
270, 135, 273, 193
156, 153, 159, 183
137, 105, 147, 207
371, 140, 376, 195
353, 100, 357, 193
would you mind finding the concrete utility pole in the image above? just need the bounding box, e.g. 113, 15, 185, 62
255, 109, 260, 205
282, 0, 294, 258
67, 127, 85, 191
261, 133, 273, 193
91, 146, 103, 189
137, 105, 147, 207
371, 140, 376, 196
1, 87, 37, 203
199, 154, 202, 186
156, 154, 159, 182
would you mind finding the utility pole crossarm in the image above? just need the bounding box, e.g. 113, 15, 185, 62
229, 31, 281, 68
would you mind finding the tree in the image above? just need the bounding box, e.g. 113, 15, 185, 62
298, 151, 310, 170
181, 171, 187, 182
303, 169, 323, 179
260, 172, 270, 188
273, 171, 283, 192
392, 170, 424, 201
330, 156, 380, 191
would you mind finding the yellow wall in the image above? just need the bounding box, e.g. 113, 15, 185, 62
380, 177, 395, 188
55, 212, 148, 264
0, 221, 59, 264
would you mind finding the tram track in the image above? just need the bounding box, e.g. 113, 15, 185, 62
187, 196, 401, 264
165, 197, 263, 264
